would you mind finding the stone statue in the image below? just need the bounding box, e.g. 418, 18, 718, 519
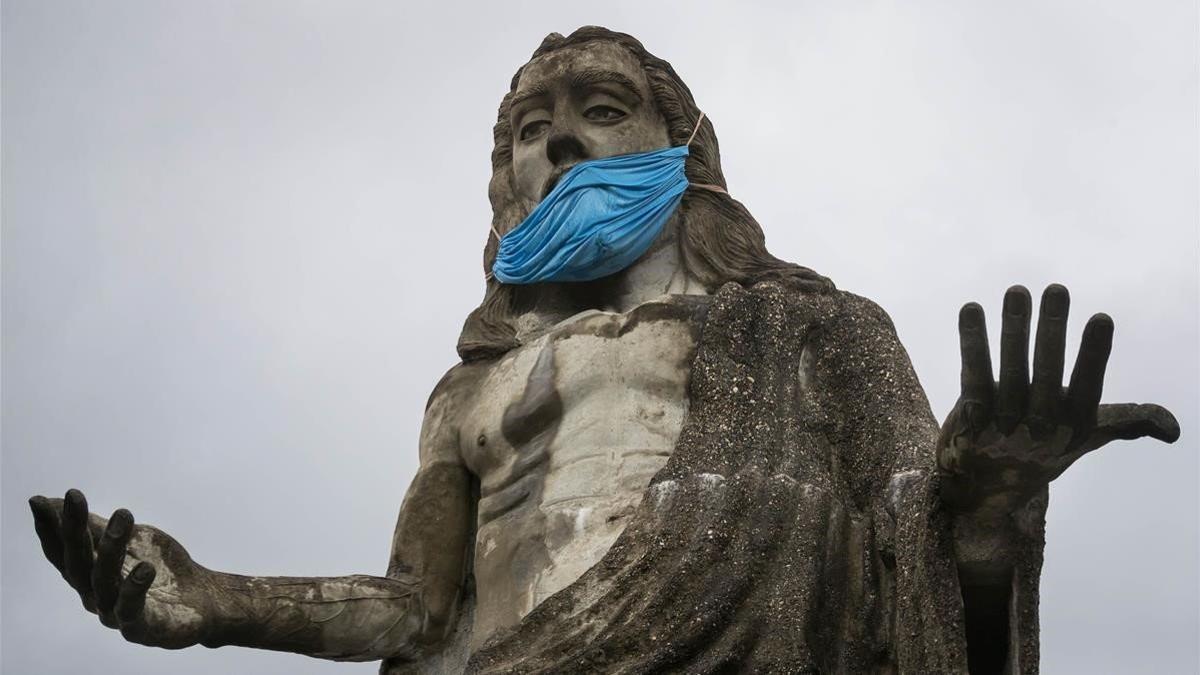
29, 27, 1180, 674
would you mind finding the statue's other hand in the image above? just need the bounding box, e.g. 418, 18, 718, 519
937, 284, 1180, 515
29, 489, 219, 649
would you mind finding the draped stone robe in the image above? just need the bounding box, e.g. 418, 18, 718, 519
387, 281, 1046, 674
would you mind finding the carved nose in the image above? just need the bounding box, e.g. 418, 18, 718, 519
545, 130, 587, 167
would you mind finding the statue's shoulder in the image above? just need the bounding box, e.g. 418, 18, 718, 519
424, 360, 489, 414
718, 283, 903, 362
735, 281, 896, 331
826, 289, 897, 331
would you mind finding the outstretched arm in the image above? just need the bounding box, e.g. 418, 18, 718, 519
206, 442, 473, 661
805, 287, 1177, 673
940, 284, 1178, 673
29, 366, 475, 662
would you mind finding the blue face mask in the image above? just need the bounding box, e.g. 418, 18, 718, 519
490, 113, 724, 285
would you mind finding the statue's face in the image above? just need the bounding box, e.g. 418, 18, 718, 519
509, 41, 671, 206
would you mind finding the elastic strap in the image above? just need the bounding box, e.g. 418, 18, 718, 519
690, 181, 728, 195
686, 111, 706, 147
687, 112, 728, 194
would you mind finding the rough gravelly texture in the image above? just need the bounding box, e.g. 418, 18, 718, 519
451, 282, 1046, 674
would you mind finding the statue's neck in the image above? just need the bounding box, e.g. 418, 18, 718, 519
602, 238, 704, 312
523, 216, 707, 323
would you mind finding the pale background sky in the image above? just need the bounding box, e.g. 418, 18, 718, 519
3, 2, 1197, 673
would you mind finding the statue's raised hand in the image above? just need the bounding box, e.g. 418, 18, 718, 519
29, 489, 220, 649
938, 284, 1180, 516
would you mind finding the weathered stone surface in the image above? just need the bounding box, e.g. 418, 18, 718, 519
449, 282, 1041, 674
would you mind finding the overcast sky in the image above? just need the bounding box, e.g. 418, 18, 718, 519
3, 2, 1197, 673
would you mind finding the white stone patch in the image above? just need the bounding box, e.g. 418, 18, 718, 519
886, 469, 925, 515
797, 482, 824, 499
649, 480, 679, 509
146, 595, 205, 633
573, 507, 593, 535
119, 529, 206, 633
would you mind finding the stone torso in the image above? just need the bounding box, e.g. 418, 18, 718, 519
454, 295, 707, 644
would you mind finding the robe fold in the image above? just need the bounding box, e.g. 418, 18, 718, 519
388, 281, 1047, 674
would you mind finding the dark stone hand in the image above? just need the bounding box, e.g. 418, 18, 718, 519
29, 489, 220, 649
937, 284, 1180, 516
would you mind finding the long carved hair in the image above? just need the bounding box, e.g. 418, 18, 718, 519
457, 26, 831, 361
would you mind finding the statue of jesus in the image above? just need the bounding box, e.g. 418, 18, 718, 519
29, 27, 1179, 674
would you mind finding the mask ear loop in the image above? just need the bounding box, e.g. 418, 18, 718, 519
685, 112, 729, 195
686, 111, 706, 146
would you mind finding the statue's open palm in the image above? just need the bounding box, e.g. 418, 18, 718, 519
938, 284, 1179, 514
29, 490, 218, 649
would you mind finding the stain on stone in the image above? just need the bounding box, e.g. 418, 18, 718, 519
467, 342, 567, 645
618, 294, 710, 340
500, 347, 563, 448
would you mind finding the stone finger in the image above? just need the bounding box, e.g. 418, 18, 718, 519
1028, 284, 1069, 435
957, 302, 994, 431
29, 496, 67, 574
60, 489, 97, 612
1066, 313, 1113, 435
115, 561, 156, 633
93, 508, 134, 624
995, 285, 1031, 433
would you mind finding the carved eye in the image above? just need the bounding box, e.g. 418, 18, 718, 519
519, 120, 550, 141
584, 105, 626, 122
